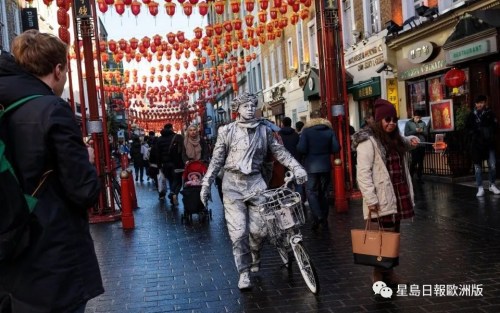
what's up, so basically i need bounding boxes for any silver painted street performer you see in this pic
[200,92,307,290]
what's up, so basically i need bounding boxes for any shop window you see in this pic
[408,80,427,115]
[427,75,445,103]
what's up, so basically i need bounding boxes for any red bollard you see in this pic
[126,169,138,209]
[120,153,129,170]
[334,158,348,213]
[120,170,135,229]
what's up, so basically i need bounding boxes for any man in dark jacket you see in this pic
[278,117,300,161]
[404,110,428,183]
[465,95,499,197]
[155,123,184,204]
[297,114,340,230]
[0,30,103,313]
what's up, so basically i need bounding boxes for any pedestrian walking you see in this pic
[296,112,340,231]
[352,98,420,286]
[130,136,145,182]
[156,124,184,204]
[182,124,209,164]
[404,110,428,183]
[0,30,103,313]
[200,92,307,290]
[465,95,499,196]
[278,117,300,160]
[147,131,159,187]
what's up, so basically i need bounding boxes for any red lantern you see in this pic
[165,2,175,16]
[183,2,193,16]
[270,8,278,20]
[97,0,108,13]
[303,0,311,7]
[272,0,281,7]
[493,61,500,77]
[57,8,69,27]
[129,37,139,50]
[230,0,240,13]
[148,1,159,16]
[444,68,466,88]
[114,0,125,15]
[214,23,223,36]
[291,2,300,13]
[58,26,70,44]
[189,0,198,4]
[300,8,309,20]
[177,31,185,43]
[193,27,203,39]
[223,20,233,32]
[258,0,269,10]
[245,0,255,12]
[233,19,242,31]
[108,40,117,52]
[290,13,299,25]
[142,36,151,48]
[166,32,176,44]
[245,15,254,27]
[131,1,141,16]
[214,0,224,15]
[279,3,287,14]
[198,1,209,16]
[258,10,267,23]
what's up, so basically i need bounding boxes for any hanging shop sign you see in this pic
[446,36,498,65]
[21,8,38,31]
[407,41,435,64]
[386,78,399,116]
[75,0,92,18]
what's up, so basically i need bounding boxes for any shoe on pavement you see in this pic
[172,194,179,206]
[251,251,260,273]
[476,187,485,197]
[489,185,500,195]
[238,271,252,290]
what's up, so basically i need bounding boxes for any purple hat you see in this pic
[374,99,397,122]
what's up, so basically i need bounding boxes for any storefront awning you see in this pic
[347,77,381,101]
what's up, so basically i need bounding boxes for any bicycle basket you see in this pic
[260,187,305,236]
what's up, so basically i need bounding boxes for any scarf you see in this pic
[235,118,265,174]
[184,135,202,161]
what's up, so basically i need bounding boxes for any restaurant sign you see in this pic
[399,59,447,80]
[446,37,497,64]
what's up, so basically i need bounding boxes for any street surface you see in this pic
[86,178,500,313]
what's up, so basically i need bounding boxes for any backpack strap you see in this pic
[0,95,43,119]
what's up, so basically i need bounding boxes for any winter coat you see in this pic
[130,140,144,166]
[278,126,300,161]
[296,118,340,173]
[465,108,498,163]
[155,128,184,169]
[404,119,428,142]
[182,136,209,164]
[0,52,103,312]
[352,128,416,220]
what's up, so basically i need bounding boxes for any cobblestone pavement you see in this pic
[85,177,500,313]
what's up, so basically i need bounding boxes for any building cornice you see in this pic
[387,0,500,50]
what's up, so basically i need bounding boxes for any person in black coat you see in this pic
[297,114,340,230]
[130,136,145,181]
[0,30,103,313]
[465,95,499,197]
[278,117,300,161]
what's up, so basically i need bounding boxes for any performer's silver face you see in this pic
[238,102,256,120]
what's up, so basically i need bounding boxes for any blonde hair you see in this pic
[12,30,68,77]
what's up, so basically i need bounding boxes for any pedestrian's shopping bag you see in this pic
[351,220,400,269]
[157,170,166,193]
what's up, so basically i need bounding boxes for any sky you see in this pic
[97,4,204,42]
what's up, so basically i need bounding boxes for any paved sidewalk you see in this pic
[85,178,500,313]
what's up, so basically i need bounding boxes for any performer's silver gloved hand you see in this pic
[293,167,308,185]
[200,184,210,208]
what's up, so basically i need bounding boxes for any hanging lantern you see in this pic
[256,24,265,36]
[245,0,255,12]
[444,68,466,88]
[245,15,254,27]
[193,27,203,39]
[131,1,141,16]
[148,1,159,16]
[108,40,117,52]
[142,0,151,5]
[278,17,288,29]
[177,31,185,43]
[235,30,244,40]
[493,61,500,77]
[57,8,69,27]
[200,56,207,64]
[223,20,233,32]
[270,8,278,20]
[266,22,274,33]
[258,10,267,23]
[214,0,224,15]
[303,0,311,7]
[230,0,240,13]
[233,18,242,31]
[300,8,309,20]
[152,34,162,47]
[166,32,176,44]
[118,39,127,50]
[246,27,255,38]
[189,0,198,4]
[198,1,209,16]
[165,2,175,16]
[115,0,125,15]
[43,0,53,5]
[58,26,70,44]
[56,0,71,10]
[205,25,214,37]
[272,0,281,7]
[129,38,138,50]
[97,0,108,13]
[183,2,193,16]
[142,36,151,48]
[258,0,269,10]
[290,13,299,25]
[279,3,287,14]
[214,23,223,36]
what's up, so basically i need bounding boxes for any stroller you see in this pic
[180,160,212,224]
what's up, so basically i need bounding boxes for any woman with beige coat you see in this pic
[352,99,420,286]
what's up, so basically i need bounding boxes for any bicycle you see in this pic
[258,172,320,294]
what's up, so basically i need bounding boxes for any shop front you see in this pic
[347,77,381,127]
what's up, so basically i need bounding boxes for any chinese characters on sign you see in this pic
[386,78,399,116]
[74,0,91,18]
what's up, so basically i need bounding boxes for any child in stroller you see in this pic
[180,161,212,224]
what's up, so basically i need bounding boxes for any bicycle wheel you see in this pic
[291,242,319,294]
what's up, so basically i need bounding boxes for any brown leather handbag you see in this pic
[351,217,400,269]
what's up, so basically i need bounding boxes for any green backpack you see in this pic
[0,95,43,262]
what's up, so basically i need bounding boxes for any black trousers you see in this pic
[410,147,425,179]
[162,164,182,195]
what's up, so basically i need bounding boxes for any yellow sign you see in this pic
[386,78,399,116]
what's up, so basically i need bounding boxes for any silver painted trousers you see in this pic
[222,171,267,273]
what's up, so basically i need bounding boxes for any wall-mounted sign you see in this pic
[21,8,38,31]
[346,44,384,68]
[407,41,435,64]
[386,78,399,116]
[399,59,447,80]
[446,37,497,64]
[74,0,92,18]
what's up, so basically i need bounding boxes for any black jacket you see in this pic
[465,108,498,163]
[155,128,184,168]
[0,52,103,312]
[278,126,300,161]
